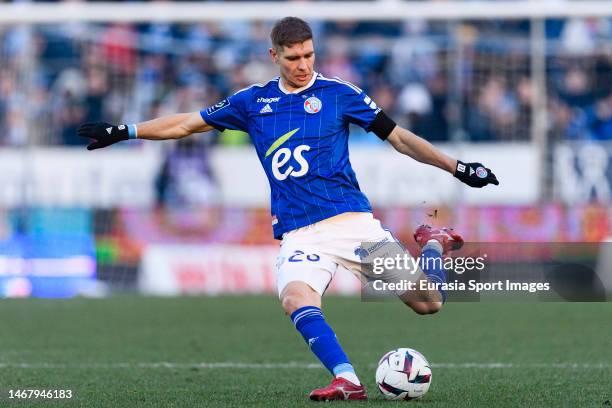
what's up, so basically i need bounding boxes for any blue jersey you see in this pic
[200,72,382,239]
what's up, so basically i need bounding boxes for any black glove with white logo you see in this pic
[78,122,130,150]
[454,160,499,188]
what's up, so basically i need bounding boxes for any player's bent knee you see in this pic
[281,293,318,315]
[427,301,443,314]
[279,282,321,315]
[281,294,302,314]
[409,301,443,315]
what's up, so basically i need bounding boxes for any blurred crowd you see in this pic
[0,15,611,148]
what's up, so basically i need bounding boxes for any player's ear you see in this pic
[268,47,278,63]
[269,47,279,64]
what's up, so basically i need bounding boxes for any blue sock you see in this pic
[291,306,356,377]
[421,242,447,302]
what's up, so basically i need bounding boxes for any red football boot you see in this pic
[414,224,464,256]
[309,377,367,401]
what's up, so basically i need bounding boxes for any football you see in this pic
[375,348,432,400]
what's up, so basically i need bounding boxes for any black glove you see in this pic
[78,122,130,150]
[454,160,499,188]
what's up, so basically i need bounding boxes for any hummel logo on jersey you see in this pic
[106,127,113,134]
[260,104,273,114]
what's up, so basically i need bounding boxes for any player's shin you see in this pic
[290,306,361,385]
[420,240,447,302]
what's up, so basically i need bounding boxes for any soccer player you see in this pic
[78,17,499,401]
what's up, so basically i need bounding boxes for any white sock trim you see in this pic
[336,371,361,386]
[423,239,443,254]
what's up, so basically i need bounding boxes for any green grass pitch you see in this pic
[0,296,610,407]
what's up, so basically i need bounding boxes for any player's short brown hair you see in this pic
[270,17,313,52]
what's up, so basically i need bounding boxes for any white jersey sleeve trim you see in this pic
[318,74,363,94]
[234,82,265,96]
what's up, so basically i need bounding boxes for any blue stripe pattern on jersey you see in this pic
[200,73,380,238]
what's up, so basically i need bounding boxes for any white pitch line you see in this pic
[431,363,612,369]
[0,362,610,369]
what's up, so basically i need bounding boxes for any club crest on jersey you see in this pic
[304,96,322,114]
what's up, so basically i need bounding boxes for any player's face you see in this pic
[270,39,315,92]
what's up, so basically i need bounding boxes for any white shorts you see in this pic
[275,212,399,297]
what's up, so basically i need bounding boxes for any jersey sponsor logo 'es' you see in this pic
[265,128,300,158]
[304,96,322,114]
[271,145,311,181]
[264,128,311,181]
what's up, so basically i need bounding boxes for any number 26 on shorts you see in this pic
[288,250,320,262]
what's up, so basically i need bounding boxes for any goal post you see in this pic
[0,1,611,23]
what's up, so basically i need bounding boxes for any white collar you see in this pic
[278,72,318,94]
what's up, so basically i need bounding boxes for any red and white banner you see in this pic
[139,245,361,295]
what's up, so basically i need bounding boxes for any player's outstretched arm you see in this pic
[78,112,214,150]
[386,125,499,188]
